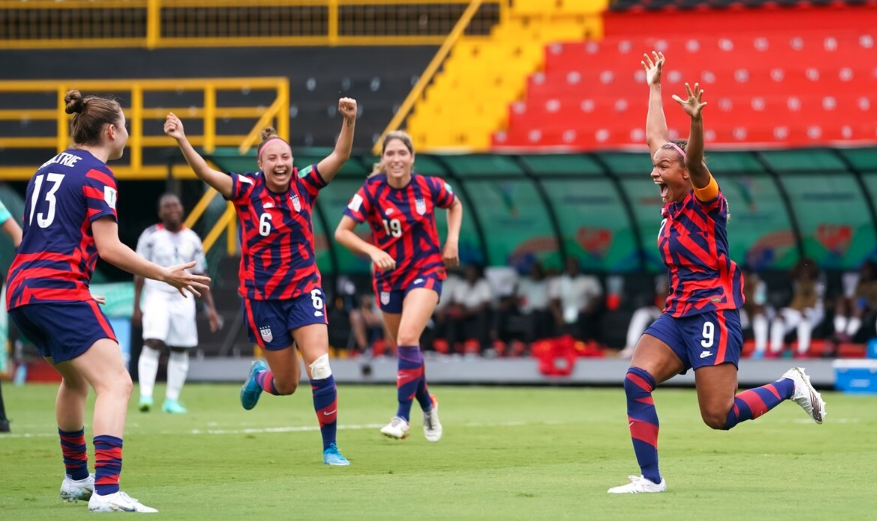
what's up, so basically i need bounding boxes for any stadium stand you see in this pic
[493,3,877,150]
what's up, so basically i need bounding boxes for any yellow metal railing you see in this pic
[0,77,289,180]
[372,0,489,154]
[182,187,238,255]
[0,0,505,49]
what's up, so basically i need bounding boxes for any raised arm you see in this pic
[334,215,396,271]
[164,113,233,198]
[317,98,357,183]
[672,82,711,190]
[642,51,670,157]
[92,216,211,297]
[442,198,463,268]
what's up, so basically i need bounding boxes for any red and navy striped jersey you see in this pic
[228,165,326,300]
[658,187,744,317]
[6,149,118,309]
[343,173,456,292]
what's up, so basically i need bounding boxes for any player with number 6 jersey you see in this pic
[164,98,358,466]
[608,52,826,495]
[335,130,463,442]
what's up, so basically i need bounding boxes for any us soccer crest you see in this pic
[380,291,390,305]
[415,198,426,215]
[259,326,273,343]
[291,194,301,212]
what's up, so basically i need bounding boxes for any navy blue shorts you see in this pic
[377,275,443,314]
[243,288,328,350]
[9,301,117,364]
[643,309,743,374]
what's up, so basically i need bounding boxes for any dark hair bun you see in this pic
[64,90,84,115]
[260,126,278,141]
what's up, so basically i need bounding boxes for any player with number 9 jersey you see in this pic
[165,98,359,466]
[608,53,826,496]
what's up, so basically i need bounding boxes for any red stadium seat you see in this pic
[495,19,877,150]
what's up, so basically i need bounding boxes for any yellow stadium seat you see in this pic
[410,4,604,151]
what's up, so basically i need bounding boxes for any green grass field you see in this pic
[1,383,875,520]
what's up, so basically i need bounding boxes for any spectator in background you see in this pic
[516,261,555,343]
[741,269,770,359]
[446,264,493,354]
[349,292,387,355]
[618,276,667,359]
[430,268,462,353]
[770,258,824,357]
[549,257,603,343]
[833,261,877,343]
[0,198,22,433]
[133,193,221,415]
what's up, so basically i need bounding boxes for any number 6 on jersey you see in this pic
[259,212,272,236]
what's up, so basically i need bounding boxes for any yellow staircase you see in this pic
[407,0,607,152]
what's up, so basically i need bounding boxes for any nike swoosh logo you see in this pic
[629,421,634,427]
[322,409,336,416]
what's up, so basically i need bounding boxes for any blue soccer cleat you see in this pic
[323,443,350,466]
[240,360,268,411]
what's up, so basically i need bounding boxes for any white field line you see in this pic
[0,421,532,439]
[0,417,864,440]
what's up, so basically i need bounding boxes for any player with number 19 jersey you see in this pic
[343,173,456,296]
[228,164,326,301]
[7,149,118,309]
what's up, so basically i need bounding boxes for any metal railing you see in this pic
[0,0,505,49]
[0,77,289,180]
[372,0,487,154]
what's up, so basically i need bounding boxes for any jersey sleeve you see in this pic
[135,229,152,261]
[83,167,119,223]
[228,172,257,203]
[297,164,328,201]
[343,184,372,224]
[428,176,456,209]
[192,236,208,274]
[0,200,11,224]
[692,171,727,219]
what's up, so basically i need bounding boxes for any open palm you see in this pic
[641,51,664,86]
[672,82,707,119]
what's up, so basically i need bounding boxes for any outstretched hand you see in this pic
[162,261,211,298]
[164,113,186,141]
[641,51,665,87]
[672,82,707,120]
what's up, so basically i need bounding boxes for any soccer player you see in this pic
[0,198,22,433]
[608,53,827,494]
[164,98,358,465]
[6,90,210,512]
[133,193,221,414]
[335,130,463,441]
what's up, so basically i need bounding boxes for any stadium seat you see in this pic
[494,16,877,150]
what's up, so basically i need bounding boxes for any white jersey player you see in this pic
[133,194,220,413]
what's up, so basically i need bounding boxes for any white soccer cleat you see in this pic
[88,491,158,513]
[608,475,667,494]
[782,367,826,424]
[60,473,94,502]
[423,394,442,443]
[380,416,410,439]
